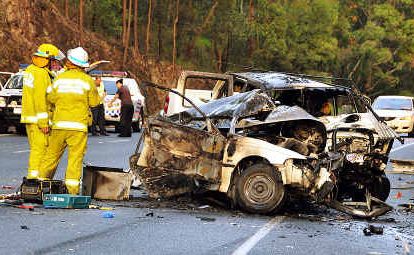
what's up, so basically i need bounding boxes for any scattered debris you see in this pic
[20,225,29,230]
[398,203,414,212]
[1,185,15,190]
[197,216,216,222]
[395,192,403,199]
[146,212,154,217]
[102,211,115,218]
[390,159,414,174]
[363,225,384,236]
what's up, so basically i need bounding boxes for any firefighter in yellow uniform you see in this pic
[21,44,65,179]
[39,47,100,194]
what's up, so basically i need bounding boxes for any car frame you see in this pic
[130,81,394,217]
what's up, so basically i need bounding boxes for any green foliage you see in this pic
[67,0,414,96]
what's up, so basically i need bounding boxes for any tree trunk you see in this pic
[79,0,84,45]
[122,0,127,45]
[247,0,255,57]
[133,0,140,57]
[123,0,133,68]
[172,0,179,76]
[157,9,162,61]
[185,1,218,58]
[146,0,153,55]
[65,0,69,18]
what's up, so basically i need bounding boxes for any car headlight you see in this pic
[400,116,412,121]
[0,97,6,107]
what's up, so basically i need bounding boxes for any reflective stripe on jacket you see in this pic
[48,69,100,132]
[20,65,51,128]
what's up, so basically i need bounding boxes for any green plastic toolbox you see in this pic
[43,194,91,209]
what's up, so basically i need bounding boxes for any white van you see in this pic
[100,76,144,132]
[372,95,414,135]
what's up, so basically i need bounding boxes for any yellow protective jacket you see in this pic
[47,69,100,132]
[21,64,52,128]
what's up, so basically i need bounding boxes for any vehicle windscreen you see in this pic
[373,98,413,111]
[5,75,23,89]
[103,80,117,95]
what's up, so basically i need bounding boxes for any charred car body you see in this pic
[131,77,396,217]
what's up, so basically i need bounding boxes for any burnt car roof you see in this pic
[173,90,274,119]
[170,90,324,132]
[232,72,336,90]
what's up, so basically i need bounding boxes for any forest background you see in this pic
[4,0,414,98]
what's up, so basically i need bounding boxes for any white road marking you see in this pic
[390,142,414,153]
[0,134,12,137]
[105,139,130,143]
[12,149,30,154]
[232,216,285,255]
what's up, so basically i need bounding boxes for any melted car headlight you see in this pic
[400,116,412,121]
[0,97,6,107]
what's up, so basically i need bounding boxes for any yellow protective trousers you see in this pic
[39,129,87,195]
[26,124,48,179]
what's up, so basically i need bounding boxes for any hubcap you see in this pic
[244,173,276,206]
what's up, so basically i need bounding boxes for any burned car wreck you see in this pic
[131,82,395,217]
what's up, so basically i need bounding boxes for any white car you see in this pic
[100,76,144,132]
[372,95,414,135]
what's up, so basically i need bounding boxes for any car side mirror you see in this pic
[344,114,360,123]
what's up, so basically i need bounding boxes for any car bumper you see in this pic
[383,119,414,133]
[0,107,21,122]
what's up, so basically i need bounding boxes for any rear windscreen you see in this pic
[103,80,117,95]
[373,98,413,110]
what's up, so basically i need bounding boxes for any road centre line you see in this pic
[232,216,285,255]
[390,142,414,153]
[12,149,30,154]
[105,139,130,143]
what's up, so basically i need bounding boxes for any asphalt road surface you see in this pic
[1,131,414,255]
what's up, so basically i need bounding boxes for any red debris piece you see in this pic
[1,185,15,190]
[395,192,403,199]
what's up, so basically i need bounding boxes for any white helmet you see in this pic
[67,47,90,68]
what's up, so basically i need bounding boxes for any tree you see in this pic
[65,0,69,18]
[173,0,179,74]
[122,0,127,45]
[133,0,140,56]
[79,0,84,45]
[146,0,153,55]
[123,0,133,67]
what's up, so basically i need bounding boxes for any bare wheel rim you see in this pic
[243,173,277,206]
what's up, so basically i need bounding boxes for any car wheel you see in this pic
[236,163,285,214]
[0,125,8,134]
[369,175,391,201]
[115,123,121,133]
[16,124,26,135]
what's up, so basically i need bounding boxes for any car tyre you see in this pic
[236,163,285,214]
[16,124,26,135]
[369,175,391,201]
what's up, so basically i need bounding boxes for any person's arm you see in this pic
[88,78,100,108]
[108,90,120,107]
[33,71,51,133]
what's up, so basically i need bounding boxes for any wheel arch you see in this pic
[224,156,275,200]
